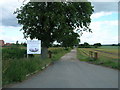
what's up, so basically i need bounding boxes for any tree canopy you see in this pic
[14,2,94,48]
[93,43,102,48]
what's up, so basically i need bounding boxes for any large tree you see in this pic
[14,2,94,58]
[59,31,80,48]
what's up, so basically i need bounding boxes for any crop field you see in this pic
[77,46,119,70]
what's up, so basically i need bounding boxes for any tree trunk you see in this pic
[41,46,48,59]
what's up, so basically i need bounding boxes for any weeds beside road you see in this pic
[2,47,71,86]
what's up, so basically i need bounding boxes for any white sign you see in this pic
[27,40,41,54]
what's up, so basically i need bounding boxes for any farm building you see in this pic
[5,43,12,46]
[0,40,5,46]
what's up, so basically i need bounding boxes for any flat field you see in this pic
[77,46,119,70]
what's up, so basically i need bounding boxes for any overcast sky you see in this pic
[0,0,119,44]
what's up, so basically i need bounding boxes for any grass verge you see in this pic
[77,48,119,70]
[2,47,71,86]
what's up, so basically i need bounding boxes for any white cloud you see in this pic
[0,35,25,43]
[102,21,118,26]
[80,20,118,44]
[1,0,30,26]
[0,0,29,5]
[89,0,119,2]
[91,12,113,19]
[0,0,118,44]
[0,35,26,43]
[0,25,26,43]
[118,36,120,43]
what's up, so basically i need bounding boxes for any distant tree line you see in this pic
[102,43,120,46]
[78,42,120,48]
[8,41,120,48]
[78,42,101,48]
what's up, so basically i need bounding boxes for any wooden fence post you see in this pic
[89,51,93,58]
[94,51,98,60]
[48,50,52,58]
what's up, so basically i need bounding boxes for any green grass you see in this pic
[2,47,71,86]
[2,57,50,85]
[80,47,119,59]
[2,46,26,60]
[49,47,71,62]
[77,48,119,70]
[99,46,119,49]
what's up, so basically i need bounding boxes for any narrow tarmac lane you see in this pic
[10,49,118,88]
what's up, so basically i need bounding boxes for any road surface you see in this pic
[9,49,118,88]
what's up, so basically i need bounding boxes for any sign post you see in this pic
[27,40,41,58]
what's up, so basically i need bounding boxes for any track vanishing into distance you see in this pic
[9,49,118,88]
